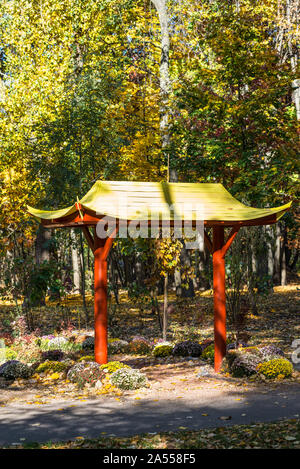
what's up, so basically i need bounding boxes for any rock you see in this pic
[196,365,214,378]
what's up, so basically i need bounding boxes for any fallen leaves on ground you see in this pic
[3,419,300,449]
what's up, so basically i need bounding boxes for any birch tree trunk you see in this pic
[281,226,288,285]
[70,229,81,294]
[151,0,177,182]
[276,1,299,118]
[292,79,300,120]
[35,226,51,264]
[274,224,281,284]
[266,225,275,278]
[163,274,168,340]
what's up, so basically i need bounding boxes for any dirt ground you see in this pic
[1,355,299,408]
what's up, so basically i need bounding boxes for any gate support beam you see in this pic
[94,228,117,364]
[212,225,239,372]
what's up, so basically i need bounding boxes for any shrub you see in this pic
[0,360,32,380]
[37,338,50,350]
[12,341,41,363]
[0,333,14,346]
[61,342,82,353]
[82,336,95,350]
[108,339,129,354]
[239,346,260,355]
[44,341,82,354]
[41,350,65,361]
[153,343,174,357]
[78,355,95,362]
[100,361,130,374]
[110,368,148,390]
[47,337,68,349]
[230,353,262,378]
[128,337,152,355]
[67,362,105,388]
[172,340,202,357]
[4,348,18,360]
[225,349,239,367]
[257,358,293,379]
[201,344,215,362]
[35,361,71,374]
[259,345,284,361]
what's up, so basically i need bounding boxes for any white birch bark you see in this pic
[70,229,81,294]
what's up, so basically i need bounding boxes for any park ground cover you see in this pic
[2,419,300,449]
[0,285,299,406]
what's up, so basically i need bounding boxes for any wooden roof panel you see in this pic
[27,181,291,225]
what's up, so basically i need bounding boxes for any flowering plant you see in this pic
[100,361,130,374]
[67,362,105,388]
[110,367,148,390]
[257,358,293,379]
[108,339,129,354]
[128,336,152,355]
[0,360,32,380]
[153,342,173,357]
[173,340,202,357]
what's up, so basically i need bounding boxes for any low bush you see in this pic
[67,362,105,388]
[3,348,18,360]
[259,345,284,361]
[108,339,129,354]
[230,353,262,378]
[41,350,65,361]
[12,341,41,363]
[257,358,293,379]
[153,343,173,357]
[78,355,95,362]
[0,360,32,380]
[100,361,130,374]
[82,337,95,350]
[201,344,215,362]
[35,361,71,374]
[38,337,82,353]
[0,333,14,346]
[172,340,202,357]
[128,337,152,355]
[47,337,68,349]
[110,367,148,390]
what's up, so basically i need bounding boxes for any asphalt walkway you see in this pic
[0,384,299,445]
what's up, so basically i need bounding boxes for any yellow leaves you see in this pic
[155,237,183,276]
[49,373,61,380]
[0,166,44,249]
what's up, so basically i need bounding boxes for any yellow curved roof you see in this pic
[27,181,291,224]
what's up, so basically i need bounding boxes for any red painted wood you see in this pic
[221,226,240,257]
[41,209,279,229]
[213,226,226,373]
[94,236,108,364]
[93,228,118,365]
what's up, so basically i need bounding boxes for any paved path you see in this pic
[0,384,299,445]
